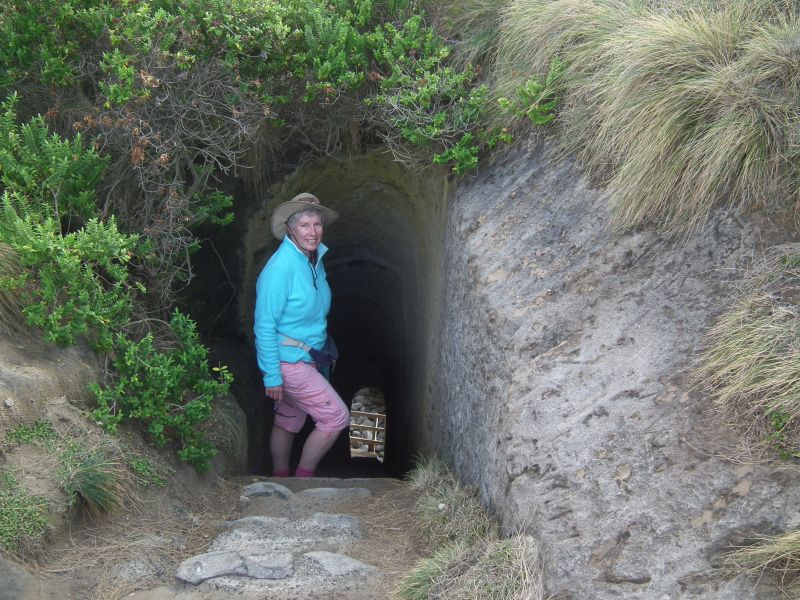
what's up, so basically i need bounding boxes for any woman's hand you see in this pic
[266,385,283,403]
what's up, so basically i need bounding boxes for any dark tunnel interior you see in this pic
[190,153,448,478]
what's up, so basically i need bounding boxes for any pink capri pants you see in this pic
[273,361,350,434]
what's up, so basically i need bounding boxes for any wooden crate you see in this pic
[349,410,385,456]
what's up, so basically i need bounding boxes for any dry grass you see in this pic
[696,243,800,458]
[435,0,507,70]
[396,536,545,600]
[407,455,492,550]
[394,456,544,599]
[492,0,800,233]
[722,529,800,597]
[348,480,426,576]
[35,476,239,600]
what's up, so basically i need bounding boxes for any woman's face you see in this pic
[288,212,324,257]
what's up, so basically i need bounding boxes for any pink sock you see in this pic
[272,468,290,477]
[295,467,314,478]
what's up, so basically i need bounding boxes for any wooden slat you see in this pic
[350,436,382,445]
[350,410,385,419]
[350,423,384,432]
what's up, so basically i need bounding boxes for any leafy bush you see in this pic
[0,94,107,226]
[0,98,231,470]
[92,310,232,472]
[0,241,27,336]
[127,455,168,488]
[496,59,566,126]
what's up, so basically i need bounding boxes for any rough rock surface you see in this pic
[0,557,39,600]
[433,139,800,599]
[131,479,384,600]
[0,336,99,434]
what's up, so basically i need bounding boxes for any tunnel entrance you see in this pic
[191,151,450,478]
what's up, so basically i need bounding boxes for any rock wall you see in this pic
[432,139,800,599]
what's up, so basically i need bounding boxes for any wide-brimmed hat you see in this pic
[271,192,338,240]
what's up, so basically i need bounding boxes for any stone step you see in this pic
[128,478,393,600]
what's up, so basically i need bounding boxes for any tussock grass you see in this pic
[407,455,492,549]
[696,244,800,458]
[722,529,800,595]
[436,0,507,70]
[0,242,30,337]
[7,418,133,518]
[396,456,544,600]
[493,0,800,232]
[397,537,544,600]
[60,449,129,515]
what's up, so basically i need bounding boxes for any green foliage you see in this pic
[99,49,140,108]
[2,210,137,351]
[0,1,493,172]
[0,99,231,471]
[372,63,514,173]
[497,59,566,126]
[0,469,48,555]
[0,94,107,226]
[0,96,134,350]
[7,419,56,445]
[92,310,232,472]
[193,189,235,227]
[127,455,168,487]
[0,241,27,336]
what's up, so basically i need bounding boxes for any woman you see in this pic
[253,192,350,477]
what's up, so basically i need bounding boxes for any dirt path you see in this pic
[23,476,420,600]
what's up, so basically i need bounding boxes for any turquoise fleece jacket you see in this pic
[253,236,331,388]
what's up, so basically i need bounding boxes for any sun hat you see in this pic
[271,192,338,240]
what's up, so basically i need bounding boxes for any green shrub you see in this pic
[92,310,232,472]
[0,93,107,227]
[496,59,566,126]
[1,209,138,351]
[0,469,48,556]
[0,98,231,471]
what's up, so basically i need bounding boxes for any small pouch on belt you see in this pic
[281,335,338,372]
